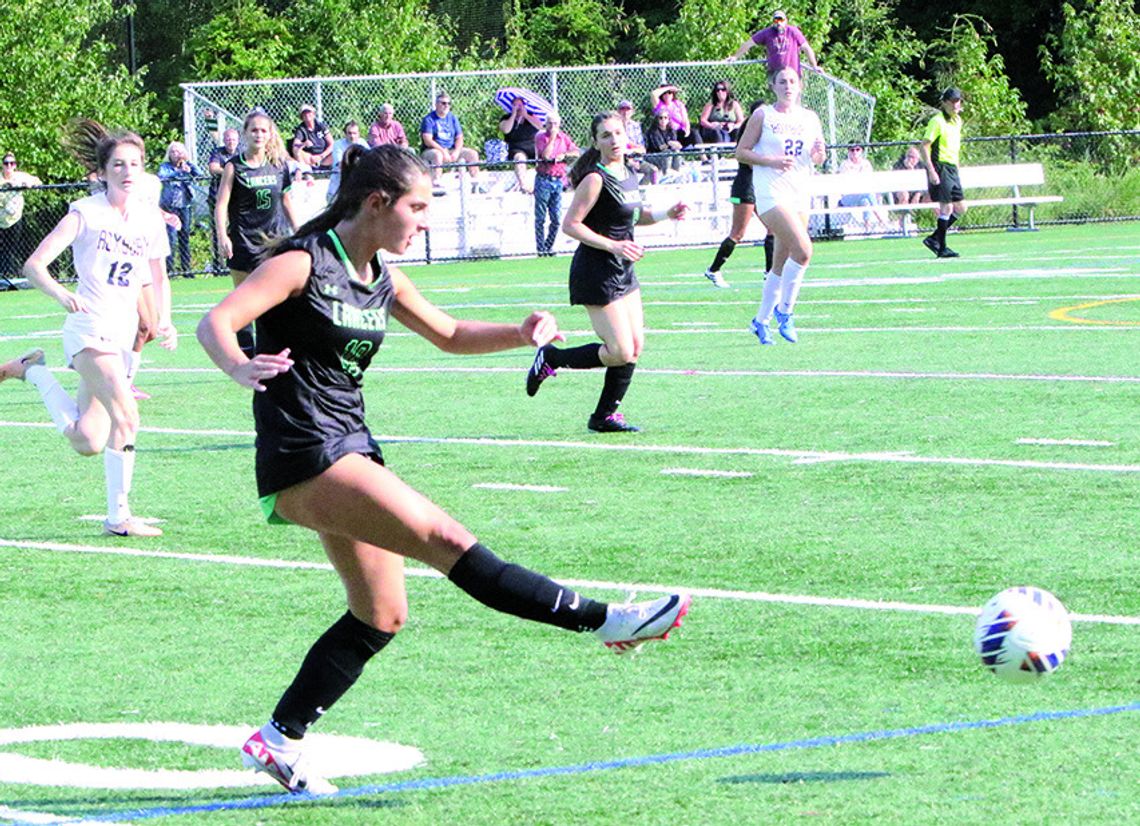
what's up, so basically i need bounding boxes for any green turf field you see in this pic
[1,223,1137,824]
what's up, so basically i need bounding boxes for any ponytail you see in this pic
[62,118,145,174]
[569,147,602,188]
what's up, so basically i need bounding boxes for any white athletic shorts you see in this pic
[62,311,133,366]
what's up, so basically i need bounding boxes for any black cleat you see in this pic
[922,235,942,257]
[938,246,960,258]
[587,412,640,433]
[526,346,557,397]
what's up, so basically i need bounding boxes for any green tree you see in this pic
[187,0,295,82]
[924,15,1029,137]
[0,0,161,180]
[285,0,456,76]
[503,0,622,67]
[1040,0,1140,133]
[817,0,924,142]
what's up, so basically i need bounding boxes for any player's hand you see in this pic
[771,155,795,172]
[157,321,178,351]
[612,239,644,262]
[228,347,294,392]
[56,290,86,313]
[519,311,565,348]
[668,201,689,220]
[927,170,940,186]
[218,236,233,261]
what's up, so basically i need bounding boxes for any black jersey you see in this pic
[226,155,293,265]
[568,164,642,306]
[253,229,394,497]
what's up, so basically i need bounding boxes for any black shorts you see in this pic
[568,246,639,306]
[928,162,963,204]
[729,166,754,205]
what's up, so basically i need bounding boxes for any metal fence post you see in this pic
[1010,136,1020,229]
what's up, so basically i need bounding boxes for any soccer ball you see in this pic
[973,586,1072,684]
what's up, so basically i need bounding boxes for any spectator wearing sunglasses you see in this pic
[698,80,745,144]
[0,154,41,288]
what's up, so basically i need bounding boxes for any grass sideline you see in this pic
[0,223,1137,824]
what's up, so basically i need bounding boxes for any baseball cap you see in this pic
[617,100,633,110]
[300,103,316,113]
[941,87,963,102]
[773,10,787,20]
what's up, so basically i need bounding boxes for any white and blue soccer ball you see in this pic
[973,586,1072,684]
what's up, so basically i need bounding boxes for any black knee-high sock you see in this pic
[271,611,394,739]
[764,234,775,272]
[709,237,736,273]
[448,543,607,632]
[933,215,951,246]
[544,341,604,370]
[236,324,256,359]
[593,362,636,419]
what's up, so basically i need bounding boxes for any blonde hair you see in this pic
[165,141,188,163]
[241,110,288,167]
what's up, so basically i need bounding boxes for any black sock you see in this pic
[592,362,635,419]
[946,213,958,231]
[545,341,603,370]
[763,234,775,272]
[236,324,256,359]
[448,543,607,632]
[709,237,736,273]
[934,217,950,245]
[271,611,394,739]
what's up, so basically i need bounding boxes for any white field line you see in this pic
[1017,438,1116,447]
[661,468,754,478]
[5,365,1138,384]
[0,421,1136,473]
[471,482,568,492]
[2,538,1136,626]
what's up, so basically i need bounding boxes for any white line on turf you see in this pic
[1,538,1135,626]
[472,482,568,492]
[660,468,753,478]
[15,365,1136,384]
[0,805,124,825]
[0,421,1136,473]
[1016,438,1115,447]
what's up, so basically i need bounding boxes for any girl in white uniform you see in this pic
[736,68,826,344]
[1,120,176,536]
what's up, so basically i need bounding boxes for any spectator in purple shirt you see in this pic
[729,9,819,74]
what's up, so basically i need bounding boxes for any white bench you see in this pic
[802,162,1063,231]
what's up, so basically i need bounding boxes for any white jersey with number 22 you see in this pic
[750,103,824,213]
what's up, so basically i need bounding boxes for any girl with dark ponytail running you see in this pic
[525,111,687,433]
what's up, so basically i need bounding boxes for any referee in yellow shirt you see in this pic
[919,88,965,258]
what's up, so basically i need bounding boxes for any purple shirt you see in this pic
[750,24,808,73]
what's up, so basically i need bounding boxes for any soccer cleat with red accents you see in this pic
[241,729,338,795]
[0,348,45,383]
[595,593,691,654]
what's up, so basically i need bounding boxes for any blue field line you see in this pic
[22,701,1139,825]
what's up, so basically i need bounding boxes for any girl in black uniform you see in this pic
[214,110,298,355]
[197,145,690,795]
[525,112,687,433]
[703,101,773,289]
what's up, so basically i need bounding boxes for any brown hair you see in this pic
[569,111,627,188]
[62,118,146,174]
[291,144,428,239]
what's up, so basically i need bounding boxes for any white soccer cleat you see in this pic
[595,593,691,654]
[704,269,730,289]
[103,518,163,538]
[241,729,338,795]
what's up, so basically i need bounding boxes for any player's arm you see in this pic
[23,211,84,312]
[197,250,309,390]
[214,163,235,259]
[389,266,563,354]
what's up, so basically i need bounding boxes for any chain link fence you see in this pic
[2,127,1138,285]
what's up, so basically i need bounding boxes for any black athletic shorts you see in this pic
[729,165,754,205]
[928,162,964,204]
[568,246,639,306]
